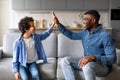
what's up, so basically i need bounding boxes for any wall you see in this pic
[12,11,110,29]
[0,0,110,46]
[0,0,12,46]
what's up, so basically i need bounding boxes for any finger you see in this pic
[79,59,84,67]
[51,11,56,18]
[82,58,88,66]
[80,57,88,67]
[17,73,21,80]
[78,60,81,67]
[52,11,56,17]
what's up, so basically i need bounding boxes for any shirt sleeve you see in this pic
[37,28,53,41]
[58,24,84,40]
[95,33,117,65]
[12,41,20,73]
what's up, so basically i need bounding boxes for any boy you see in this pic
[12,15,55,80]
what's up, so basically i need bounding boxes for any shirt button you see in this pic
[88,40,89,41]
[87,47,88,48]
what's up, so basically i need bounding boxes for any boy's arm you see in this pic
[12,41,19,73]
[37,12,56,40]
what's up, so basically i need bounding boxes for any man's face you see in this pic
[82,14,95,29]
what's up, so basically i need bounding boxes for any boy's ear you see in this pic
[25,28,28,32]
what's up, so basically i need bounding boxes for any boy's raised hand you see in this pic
[52,11,56,18]
[52,11,60,25]
[50,11,61,29]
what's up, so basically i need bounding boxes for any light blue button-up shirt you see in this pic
[58,24,116,72]
[12,28,53,73]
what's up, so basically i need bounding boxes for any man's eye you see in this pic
[83,18,89,20]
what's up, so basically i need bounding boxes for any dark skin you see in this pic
[53,11,98,68]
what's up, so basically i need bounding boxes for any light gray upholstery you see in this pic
[42,33,57,57]
[0,32,120,80]
[0,58,15,80]
[116,49,120,66]
[3,33,57,58]
[58,33,84,58]
[0,47,3,59]
[37,58,57,79]
[96,64,120,80]
[0,33,57,80]
[3,33,20,57]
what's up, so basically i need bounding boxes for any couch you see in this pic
[0,32,120,80]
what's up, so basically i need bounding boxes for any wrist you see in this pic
[50,23,55,29]
[92,56,96,61]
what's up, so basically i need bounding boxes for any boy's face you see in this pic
[26,21,36,34]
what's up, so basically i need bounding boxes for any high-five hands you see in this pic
[52,11,60,26]
[50,11,60,29]
[50,11,56,29]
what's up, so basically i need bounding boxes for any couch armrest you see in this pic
[0,47,3,59]
[116,48,120,66]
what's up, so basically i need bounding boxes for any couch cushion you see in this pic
[0,58,15,80]
[116,49,120,66]
[58,33,84,58]
[3,33,57,58]
[0,47,3,58]
[37,58,57,79]
[96,64,120,80]
[3,33,20,58]
[42,33,57,57]
[0,58,57,80]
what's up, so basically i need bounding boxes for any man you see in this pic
[53,10,117,80]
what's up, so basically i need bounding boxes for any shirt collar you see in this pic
[86,24,102,34]
[19,34,34,41]
[93,24,102,33]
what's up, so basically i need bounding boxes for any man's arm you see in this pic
[53,11,83,40]
[95,33,117,65]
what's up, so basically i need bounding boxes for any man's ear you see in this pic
[92,18,96,24]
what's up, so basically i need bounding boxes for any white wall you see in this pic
[0,0,110,46]
[12,11,110,29]
[0,0,12,46]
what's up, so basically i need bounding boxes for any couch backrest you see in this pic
[3,33,20,58]
[58,33,84,58]
[42,33,57,57]
[3,33,57,58]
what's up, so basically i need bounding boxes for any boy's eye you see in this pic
[30,25,34,27]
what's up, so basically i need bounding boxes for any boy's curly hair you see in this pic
[18,16,34,35]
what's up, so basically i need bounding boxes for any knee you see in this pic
[60,57,71,66]
[21,75,29,80]
[82,62,95,73]
[32,70,39,78]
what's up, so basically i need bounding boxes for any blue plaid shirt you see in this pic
[12,28,53,73]
[58,24,116,72]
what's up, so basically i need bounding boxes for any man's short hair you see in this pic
[84,10,100,21]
